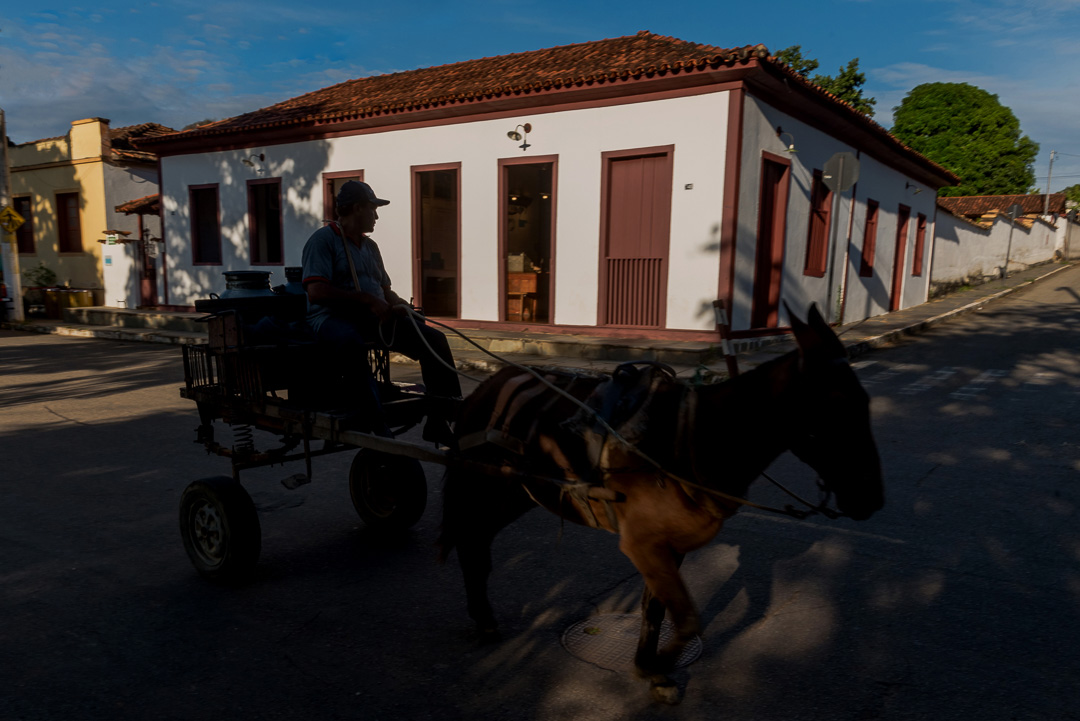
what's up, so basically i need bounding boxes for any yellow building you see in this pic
[10,117,172,308]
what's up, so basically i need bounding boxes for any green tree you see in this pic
[890,82,1038,197]
[774,45,819,78]
[812,59,876,115]
[774,46,875,115]
[1060,184,1080,204]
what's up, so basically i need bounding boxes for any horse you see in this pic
[438,304,884,702]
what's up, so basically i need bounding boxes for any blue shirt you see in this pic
[301,223,391,334]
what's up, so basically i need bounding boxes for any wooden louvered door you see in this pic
[599,147,673,328]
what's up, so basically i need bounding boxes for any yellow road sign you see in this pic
[0,205,25,234]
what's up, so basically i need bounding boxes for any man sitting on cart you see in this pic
[301,180,461,446]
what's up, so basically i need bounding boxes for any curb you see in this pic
[4,263,1072,365]
[0,320,206,345]
[842,263,1073,359]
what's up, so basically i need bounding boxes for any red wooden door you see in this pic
[599,149,672,327]
[751,154,791,328]
[890,204,911,311]
[139,243,158,307]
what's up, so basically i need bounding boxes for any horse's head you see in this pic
[785,304,884,521]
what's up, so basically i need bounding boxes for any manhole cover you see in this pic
[561,613,702,672]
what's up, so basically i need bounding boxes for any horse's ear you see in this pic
[788,302,844,360]
[807,303,827,331]
[784,301,807,333]
[785,301,812,349]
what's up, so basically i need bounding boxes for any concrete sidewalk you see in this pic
[447,261,1076,378]
[3,260,1073,379]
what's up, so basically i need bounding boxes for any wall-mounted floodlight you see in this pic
[905,181,923,195]
[241,153,265,168]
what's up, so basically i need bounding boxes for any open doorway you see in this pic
[500,159,555,323]
[413,164,461,318]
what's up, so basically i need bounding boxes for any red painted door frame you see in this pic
[597,145,674,328]
[890,204,911,311]
[751,151,792,328]
[410,162,462,318]
[497,155,558,323]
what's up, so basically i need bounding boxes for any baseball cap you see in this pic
[336,180,390,208]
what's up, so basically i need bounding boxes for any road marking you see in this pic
[900,367,957,395]
[950,369,1008,400]
[862,363,912,386]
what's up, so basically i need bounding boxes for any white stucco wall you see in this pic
[101,163,162,308]
[736,95,940,329]
[932,213,1059,290]
[1058,217,1080,260]
[160,92,730,330]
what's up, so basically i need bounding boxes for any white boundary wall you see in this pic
[932,213,1059,292]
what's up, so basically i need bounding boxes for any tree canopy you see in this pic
[890,82,1038,197]
[1059,184,1080,205]
[774,45,876,115]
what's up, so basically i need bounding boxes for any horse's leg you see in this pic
[440,470,536,642]
[635,551,685,669]
[634,551,686,703]
[620,539,699,675]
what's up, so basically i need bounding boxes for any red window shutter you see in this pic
[860,199,879,277]
[56,193,81,253]
[803,170,832,278]
[248,179,283,265]
[912,213,927,276]
[190,185,222,264]
[14,196,33,254]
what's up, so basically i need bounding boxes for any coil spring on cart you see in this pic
[231,422,255,454]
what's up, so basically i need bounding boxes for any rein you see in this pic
[402,310,843,520]
[669,384,841,520]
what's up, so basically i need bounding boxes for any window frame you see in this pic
[14,195,34,255]
[322,170,365,223]
[189,184,222,265]
[56,192,81,254]
[859,199,879,278]
[247,177,284,266]
[912,213,928,276]
[803,169,832,278]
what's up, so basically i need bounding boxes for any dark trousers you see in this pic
[316,314,462,399]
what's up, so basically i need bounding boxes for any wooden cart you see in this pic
[178,309,461,581]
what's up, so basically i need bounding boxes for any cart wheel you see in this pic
[179,476,261,581]
[349,451,428,531]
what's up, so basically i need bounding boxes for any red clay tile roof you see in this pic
[115,193,161,215]
[141,31,767,144]
[938,194,1065,217]
[110,123,175,163]
[136,31,957,186]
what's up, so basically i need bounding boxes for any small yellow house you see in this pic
[10,117,172,307]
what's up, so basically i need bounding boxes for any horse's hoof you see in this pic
[650,679,682,705]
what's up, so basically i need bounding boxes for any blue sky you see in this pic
[1,0,1077,189]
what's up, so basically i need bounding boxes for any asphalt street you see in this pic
[2,268,1080,720]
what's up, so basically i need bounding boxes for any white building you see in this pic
[141,31,956,340]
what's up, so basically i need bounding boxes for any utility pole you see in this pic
[1045,150,1056,217]
[0,108,25,322]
